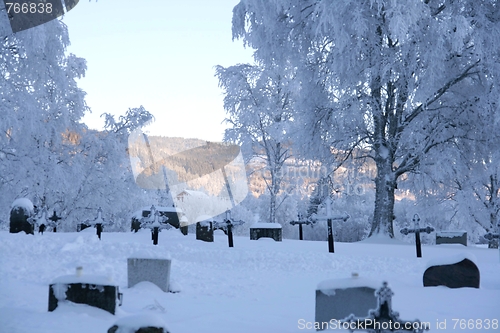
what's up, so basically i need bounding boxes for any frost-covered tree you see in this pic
[231,0,500,237]
[0,17,88,214]
[216,64,294,223]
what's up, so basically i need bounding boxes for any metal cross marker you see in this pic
[213,210,244,248]
[311,198,349,253]
[400,214,434,258]
[483,220,500,262]
[140,205,171,245]
[342,281,430,333]
[48,210,62,232]
[290,213,312,240]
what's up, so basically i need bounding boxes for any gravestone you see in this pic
[423,255,480,288]
[128,255,172,292]
[436,231,467,246]
[315,273,379,330]
[108,314,170,333]
[342,281,430,332]
[48,267,122,314]
[9,198,34,234]
[196,220,214,242]
[250,222,282,241]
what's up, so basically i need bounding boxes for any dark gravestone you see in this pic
[48,270,122,314]
[131,217,141,232]
[196,221,214,242]
[315,274,378,330]
[9,199,34,234]
[108,314,169,333]
[423,258,480,288]
[108,326,166,333]
[250,223,282,241]
[77,223,91,232]
[436,231,467,246]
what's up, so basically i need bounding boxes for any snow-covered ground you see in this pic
[0,228,498,333]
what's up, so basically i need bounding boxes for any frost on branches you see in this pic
[229,0,500,237]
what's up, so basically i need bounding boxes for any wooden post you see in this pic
[299,223,304,241]
[326,199,334,253]
[227,224,234,248]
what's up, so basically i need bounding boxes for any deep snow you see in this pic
[0,228,498,333]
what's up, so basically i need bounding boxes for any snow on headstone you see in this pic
[108,313,170,333]
[315,273,379,330]
[10,198,35,234]
[48,267,122,314]
[128,254,172,292]
[423,253,480,288]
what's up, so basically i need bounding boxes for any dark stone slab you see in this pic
[423,258,479,288]
[108,326,167,333]
[48,282,122,314]
[436,231,467,246]
[315,275,379,331]
[250,226,282,242]
[108,314,169,333]
[196,222,214,242]
[10,206,33,234]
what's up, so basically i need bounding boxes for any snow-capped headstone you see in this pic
[196,216,214,242]
[9,198,35,234]
[128,252,172,292]
[108,313,170,333]
[436,231,467,246]
[250,222,283,241]
[48,267,122,314]
[315,273,379,330]
[423,253,480,288]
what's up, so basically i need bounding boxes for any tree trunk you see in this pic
[269,190,276,224]
[369,156,396,237]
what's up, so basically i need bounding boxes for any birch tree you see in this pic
[216,64,294,223]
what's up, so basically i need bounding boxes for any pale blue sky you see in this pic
[61,0,253,141]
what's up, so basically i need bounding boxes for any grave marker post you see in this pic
[289,213,312,240]
[48,210,62,232]
[400,214,434,258]
[311,198,349,253]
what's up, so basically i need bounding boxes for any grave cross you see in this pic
[28,207,49,234]
[289,213,312,240]
[140,205,170,245]
[400,214,434,258]
[213,210,244,248]
[483,220,500,262]
[311,198,349,253]
[48,210,62,232]
[342,281,430,333]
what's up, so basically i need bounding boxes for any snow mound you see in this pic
[317,274,381,295]
[129,250,171,260]
[111,313,168,333]
[425,252,478,270]
[359,233,407,245]
[251,222,282,229]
